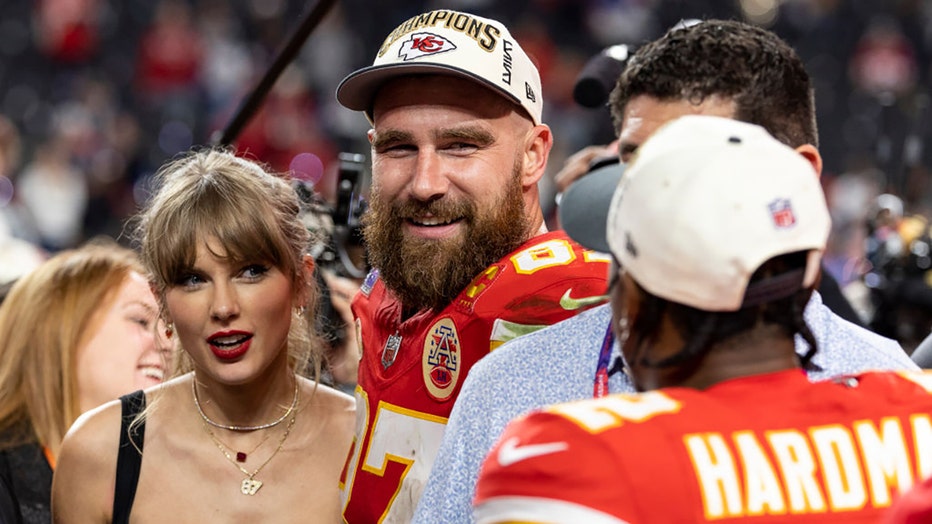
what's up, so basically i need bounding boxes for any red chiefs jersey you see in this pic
[340,230,610,523]
[886,470,932,522]
[475,369,932,524]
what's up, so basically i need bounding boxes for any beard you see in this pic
[362,163,530,314]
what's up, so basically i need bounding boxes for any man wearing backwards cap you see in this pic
[417,19,917,523]
[334,9,609,523]
[473,115,932,523]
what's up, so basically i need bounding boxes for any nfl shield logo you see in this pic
[360,268,379,296]
[768,198,796,228]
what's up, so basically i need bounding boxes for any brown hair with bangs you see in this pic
[135,147,324,380]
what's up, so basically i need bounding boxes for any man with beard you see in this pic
[333,9,610,523]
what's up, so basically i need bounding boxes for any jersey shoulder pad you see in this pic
[456,232,609,313]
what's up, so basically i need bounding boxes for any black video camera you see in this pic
[297,152,370,279]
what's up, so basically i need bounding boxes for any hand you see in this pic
[553,140,619,194]
[321,270,361,386]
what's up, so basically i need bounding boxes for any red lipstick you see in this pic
[207,330,253,360]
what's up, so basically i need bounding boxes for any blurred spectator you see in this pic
[0,217,46,287]
[849,16,917,100]
[135,0,203,101]
[16,135,87,251]
[196,0,255,122]
[33,0,103,64]
[134,0,205,154]
[862,194,932,351]
[0,114,42,253]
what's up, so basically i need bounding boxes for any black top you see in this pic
[113,390,146,524]
[0,431,53,524]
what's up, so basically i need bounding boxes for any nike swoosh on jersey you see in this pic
[497,436,569,467]
[559,289,609,310]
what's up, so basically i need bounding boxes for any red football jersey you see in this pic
[340,230,610,523]
[475,369,932,524]
[885,470,932,523]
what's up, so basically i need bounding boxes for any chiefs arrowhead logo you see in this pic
[398,32,457,61]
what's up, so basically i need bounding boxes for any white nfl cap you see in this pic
[336,10,543,125]
[605,115,831,311]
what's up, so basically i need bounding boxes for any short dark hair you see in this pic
[609,19,817,148]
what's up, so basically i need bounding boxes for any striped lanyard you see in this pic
[593,323,615,398]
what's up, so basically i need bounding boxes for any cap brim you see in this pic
[337,63,523,114]
[558,161,624,253]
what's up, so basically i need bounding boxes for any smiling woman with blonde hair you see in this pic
[0,238,169,523]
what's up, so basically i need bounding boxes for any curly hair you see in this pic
[609,19,817,148]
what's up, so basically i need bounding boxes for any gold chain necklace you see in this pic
[192,376,299,432]
[207,428,273,463]
[204,408,297,495]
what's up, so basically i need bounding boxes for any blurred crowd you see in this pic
[4,0,932,342]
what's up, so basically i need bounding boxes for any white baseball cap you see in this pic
[576,115,831,311]
[336,9,543,125]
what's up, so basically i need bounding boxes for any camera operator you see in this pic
[318,270,361,390]
[297,152,369,392]
[863,194,932,353]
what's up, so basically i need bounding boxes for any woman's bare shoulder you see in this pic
[61,398,125,461]
[302,379,354,411]
[299,379,355,433]
[52,399,125,523]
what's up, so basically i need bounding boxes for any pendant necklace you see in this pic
[204,411,297,495]
[206,429,272,463]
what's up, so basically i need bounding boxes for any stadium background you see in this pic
[0,0,930,298]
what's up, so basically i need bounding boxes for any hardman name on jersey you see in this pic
[683,416,931,519]
[549,389,932,520]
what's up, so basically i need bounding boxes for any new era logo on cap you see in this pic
[525,82,536,103]
[398,33,457,61]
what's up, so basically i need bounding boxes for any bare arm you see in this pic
[52,401,122,524]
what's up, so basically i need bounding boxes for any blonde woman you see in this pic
[52,148,355,523]
[0,239,169,523]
